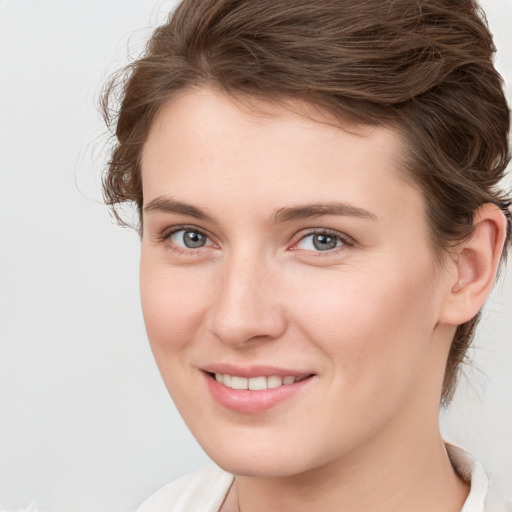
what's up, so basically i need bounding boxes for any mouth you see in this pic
[202,367,316,414]
[206,372,312,390]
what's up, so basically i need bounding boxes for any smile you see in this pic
[203,368,315,414]
[214,373,309,390]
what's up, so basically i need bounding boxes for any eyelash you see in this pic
[291,229,354,256]
[158,226,216,256]
[158,226,354,256]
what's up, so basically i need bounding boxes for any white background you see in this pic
[0,1,511,511]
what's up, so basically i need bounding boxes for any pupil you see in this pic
[184,231,205,248]
[313,234,337,250]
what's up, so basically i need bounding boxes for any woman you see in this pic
[101,0,511,510]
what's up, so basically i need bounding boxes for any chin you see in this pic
[194,428,334,478]
[214,455,306,478]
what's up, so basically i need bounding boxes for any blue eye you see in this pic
[170,229,209,249]
[296,232,345,251]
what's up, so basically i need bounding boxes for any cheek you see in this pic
[139,258,210,355]
[291,260,439,392]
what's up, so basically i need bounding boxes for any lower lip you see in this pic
[204,373,314,414]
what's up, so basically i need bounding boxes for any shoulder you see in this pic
[135,465,234,512]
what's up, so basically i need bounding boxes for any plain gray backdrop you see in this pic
[0,1,511,511]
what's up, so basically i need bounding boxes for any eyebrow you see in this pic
[143,197,213,221]
[271,203,377,223]
[143,197,377,224]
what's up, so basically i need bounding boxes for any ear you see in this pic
[439,203,508,326]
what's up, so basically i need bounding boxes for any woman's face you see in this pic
[140,87,454,477]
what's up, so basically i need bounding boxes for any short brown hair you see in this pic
[101,0,511,404]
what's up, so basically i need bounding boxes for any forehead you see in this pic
[141,87,424,224]
[145,87,402,148]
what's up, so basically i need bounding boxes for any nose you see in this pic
[206,253,287,348]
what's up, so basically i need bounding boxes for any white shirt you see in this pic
[136,444,511,512]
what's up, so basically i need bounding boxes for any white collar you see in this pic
[447,443,488,512]
[447,443,510,512]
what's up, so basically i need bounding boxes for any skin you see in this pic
[139,87,505,511]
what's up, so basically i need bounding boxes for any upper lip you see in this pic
[202,363,314,378]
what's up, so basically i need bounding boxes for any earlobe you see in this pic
[439,204,507,326]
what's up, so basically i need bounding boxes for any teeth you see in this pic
[248,376,267,390]
[231,376,248,390]
[267,375,283,389]
[214,373,307,390]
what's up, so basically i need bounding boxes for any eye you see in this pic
[169,228,211,249]
[294,231,349,252]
